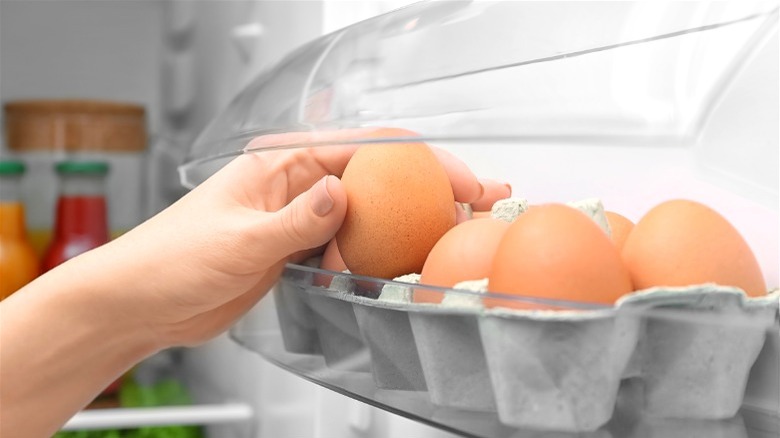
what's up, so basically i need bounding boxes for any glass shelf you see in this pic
[232,331,778,438]
[230,264,780,438]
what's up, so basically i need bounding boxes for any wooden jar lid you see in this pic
[4,99,147,152]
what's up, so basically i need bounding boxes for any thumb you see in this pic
[259,175,347,260]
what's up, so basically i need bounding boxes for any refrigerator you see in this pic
[1,2,778,438]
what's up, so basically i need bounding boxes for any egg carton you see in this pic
[346,276,494,399]
[409,306,497,412]
[480,285,778,431]
[350,294,428,391]
[616,285,779,420]
[614,378,751,438]
[271,257,325,355]
[273,278,321,355]
[272,265,372,372]
[479,303,640,432]
[270,267,779,432]
[387,278,497,411]
[304,283,372,373]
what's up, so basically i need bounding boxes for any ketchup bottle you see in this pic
[42,160,110,271]
[0,160,40,300]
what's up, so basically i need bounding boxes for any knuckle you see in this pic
[279,204,310,247]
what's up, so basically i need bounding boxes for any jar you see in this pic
[0,159,40,300]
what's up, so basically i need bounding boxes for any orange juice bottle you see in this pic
[0,160,40,300]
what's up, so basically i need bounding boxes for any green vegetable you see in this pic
[55,375,203,438]
[119,377,203,438]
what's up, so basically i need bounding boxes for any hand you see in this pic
[97,128,511,348]
[0,128,511,437]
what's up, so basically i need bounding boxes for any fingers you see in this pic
[471,178,512,211]
[430,148,483,204]
[244,128,512,211]
[257,175,348,261]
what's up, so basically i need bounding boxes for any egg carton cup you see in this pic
[272,257,324,355]
[616,285,780,420]
[478,303,641,432]
[408,304,497,412]
[303,276,372,373]
[342,274,497,404]
[408,280,498,412]
[273,278,321,355]
[346,291,429,391]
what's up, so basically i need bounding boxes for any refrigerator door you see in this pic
[177,1,778,437]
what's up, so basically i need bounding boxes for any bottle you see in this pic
[0,160,40,300]
[42,160,110,271]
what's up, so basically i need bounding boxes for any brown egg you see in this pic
[416,218,510,303]
[487,204,633,310]
[605,211,635,251]
[337,129,456,279]
[621,199,766,296]
[314,239,346,287]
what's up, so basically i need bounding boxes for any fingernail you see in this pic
[311,176,335,217]
[504,182,512,195]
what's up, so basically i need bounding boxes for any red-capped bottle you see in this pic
[43,160,110,271]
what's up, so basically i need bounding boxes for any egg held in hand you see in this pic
[337,134,456,280]
[314,239,347,287]
[487,204,633,310]
[416,218,510,304]
[621,199,766,297]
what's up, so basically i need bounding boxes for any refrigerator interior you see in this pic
[1,1,777,438]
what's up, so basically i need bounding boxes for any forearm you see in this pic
[0,246,161,437]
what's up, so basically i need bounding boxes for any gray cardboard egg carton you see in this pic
[270,267,779,433]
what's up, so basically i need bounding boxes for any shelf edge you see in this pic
[61,403,254,430]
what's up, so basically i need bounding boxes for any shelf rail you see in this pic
[62,403,254,430]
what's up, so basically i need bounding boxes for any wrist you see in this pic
[67,243,166,356]
[0,248,162,436]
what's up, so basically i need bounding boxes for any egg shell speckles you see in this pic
[488,203,633,309]
[621,199,767,297]
[337,137,456,280]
